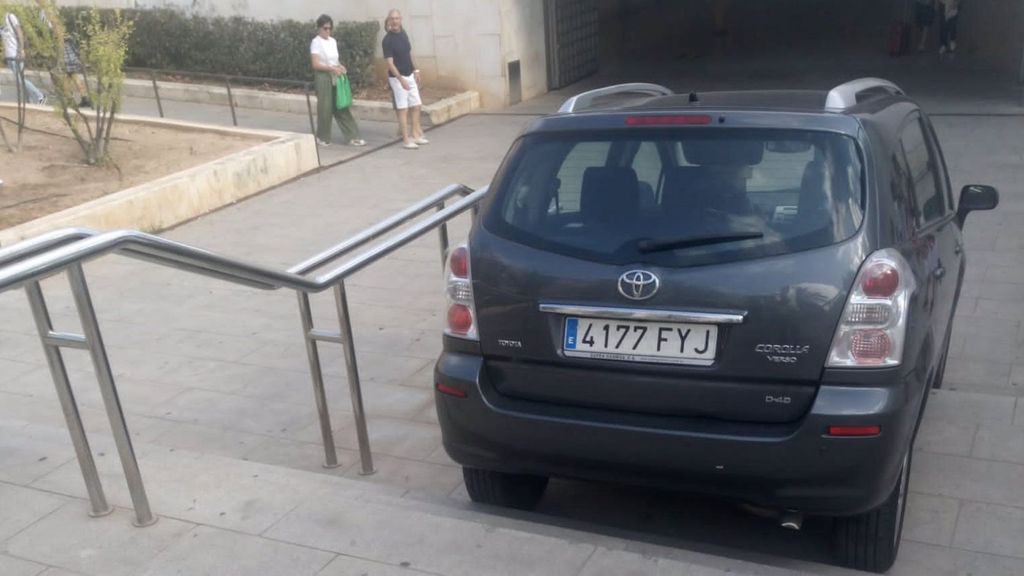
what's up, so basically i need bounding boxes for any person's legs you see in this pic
[313,72,334,144]
[389,75,416,148]
[406,75,426,143]
[334,107,363,144]
[8,60,45,103]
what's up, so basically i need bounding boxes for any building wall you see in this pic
[60,0,547,107]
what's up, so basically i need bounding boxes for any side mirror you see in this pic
[957,184,999,226]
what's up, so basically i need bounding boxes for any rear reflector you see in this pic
[436,383,467,398]
[625,115,713,126]
[827,425,881,437]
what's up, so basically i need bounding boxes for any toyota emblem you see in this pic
[618,270,660,301]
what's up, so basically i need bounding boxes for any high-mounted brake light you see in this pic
[625,115,713,126]
[444,244,478,341]
[827,249,915,368]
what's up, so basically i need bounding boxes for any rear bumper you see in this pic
[434,351,921,516]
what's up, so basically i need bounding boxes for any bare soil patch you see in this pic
[0,110,267,230]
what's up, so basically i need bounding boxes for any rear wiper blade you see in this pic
[637,231,764,254]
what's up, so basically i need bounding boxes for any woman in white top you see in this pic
[310,14,364,146]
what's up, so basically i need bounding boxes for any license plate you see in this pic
[562,317,717,365]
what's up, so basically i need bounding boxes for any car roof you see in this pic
[630,90,830,112]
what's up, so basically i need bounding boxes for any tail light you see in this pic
[827,249,915,367]
[444,244,478,340]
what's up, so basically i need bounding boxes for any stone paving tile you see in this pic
[951,501,1024,559]
[914,413,976,457]
[971,423,1024,464]
[0,483,69,542]
[149,422,266,460]
[30,448,326,535]
[38,569,87,576]
[921,389,1015,425]
[4,504,194,576]
[0,415,77,485]
[140,525,335,576]
[140,388,315,437]
[889,541,1024,576]
[343,453,462,500]
[241,436,361,476]
[912,451,1024,509]
[941,357,1013,389]
[1010,364,1024,388]
[577,547,821,576]
[2,366,191,416]
[0,554,47,576]
[1016,398,1023,425]
[284,415,443,461]
[329,381,434,421]
[902,493,959,547]
[315,555,438,576]
[975,299,1024,322]
[265,490,596,576]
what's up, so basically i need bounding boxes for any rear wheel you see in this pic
[463,467,549,510]
[833,451,911,573]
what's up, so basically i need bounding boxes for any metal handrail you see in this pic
[0,187,486,293]
[0,183,489,527]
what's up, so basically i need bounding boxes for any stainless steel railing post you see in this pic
[67,264,156,527]
[436,202,450,269]
[296,291,340,468]
[24,281,113,518]
[333,281,374,475]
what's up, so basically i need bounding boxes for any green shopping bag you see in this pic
[335,74,353,110]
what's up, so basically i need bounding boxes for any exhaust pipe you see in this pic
[779,511,803,531]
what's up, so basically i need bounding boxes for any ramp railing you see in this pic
[0,183,486,527]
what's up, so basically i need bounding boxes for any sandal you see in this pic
[350,139,367,147]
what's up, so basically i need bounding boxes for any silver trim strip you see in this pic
[558,83,673,113]
[825,78,903,111]
[539,303,745,324]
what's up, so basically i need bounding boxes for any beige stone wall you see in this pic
[61,0,548,107]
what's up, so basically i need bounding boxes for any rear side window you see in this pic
[487,128,864,267]
[901,117,946,226]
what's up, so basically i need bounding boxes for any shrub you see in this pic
[59,8,379,89]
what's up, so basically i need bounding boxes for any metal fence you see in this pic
[0,183,485,527]
[124,67,317,134]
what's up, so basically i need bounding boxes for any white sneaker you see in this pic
[316,138,331,146]
[938,45,947,55]
[949,41,957,52]
[413,137,430,145]
[36,95,47,105]
[402,141,419,150]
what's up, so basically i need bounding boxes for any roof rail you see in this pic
[558,83,673,113]
[825,77,904,111]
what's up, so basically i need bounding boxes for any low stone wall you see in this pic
[0,71,480,126]
[0,108,319,246]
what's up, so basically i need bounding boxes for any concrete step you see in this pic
[0,416,838,576]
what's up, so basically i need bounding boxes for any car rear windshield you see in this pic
[485,128,864,267]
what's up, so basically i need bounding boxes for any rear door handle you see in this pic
[933,267,946,279]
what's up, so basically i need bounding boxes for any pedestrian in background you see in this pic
[2,10,46,104]
[382,9,428,150]
[913,0,936,52]
[310,14,365,147]
[938,0,961,55]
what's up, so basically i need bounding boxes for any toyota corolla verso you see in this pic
[434,79,998,572]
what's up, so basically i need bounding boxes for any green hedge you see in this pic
[60,8,379,89]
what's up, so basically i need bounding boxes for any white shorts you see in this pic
[388,74,422,109]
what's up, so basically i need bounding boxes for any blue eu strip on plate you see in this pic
[564,318,578,349]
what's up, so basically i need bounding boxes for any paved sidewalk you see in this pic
[2,61,1024,575]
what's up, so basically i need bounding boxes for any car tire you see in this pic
[463,467,549,510]
[833,451,911,573]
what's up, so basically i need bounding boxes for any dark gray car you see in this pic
[434,79,998,572]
